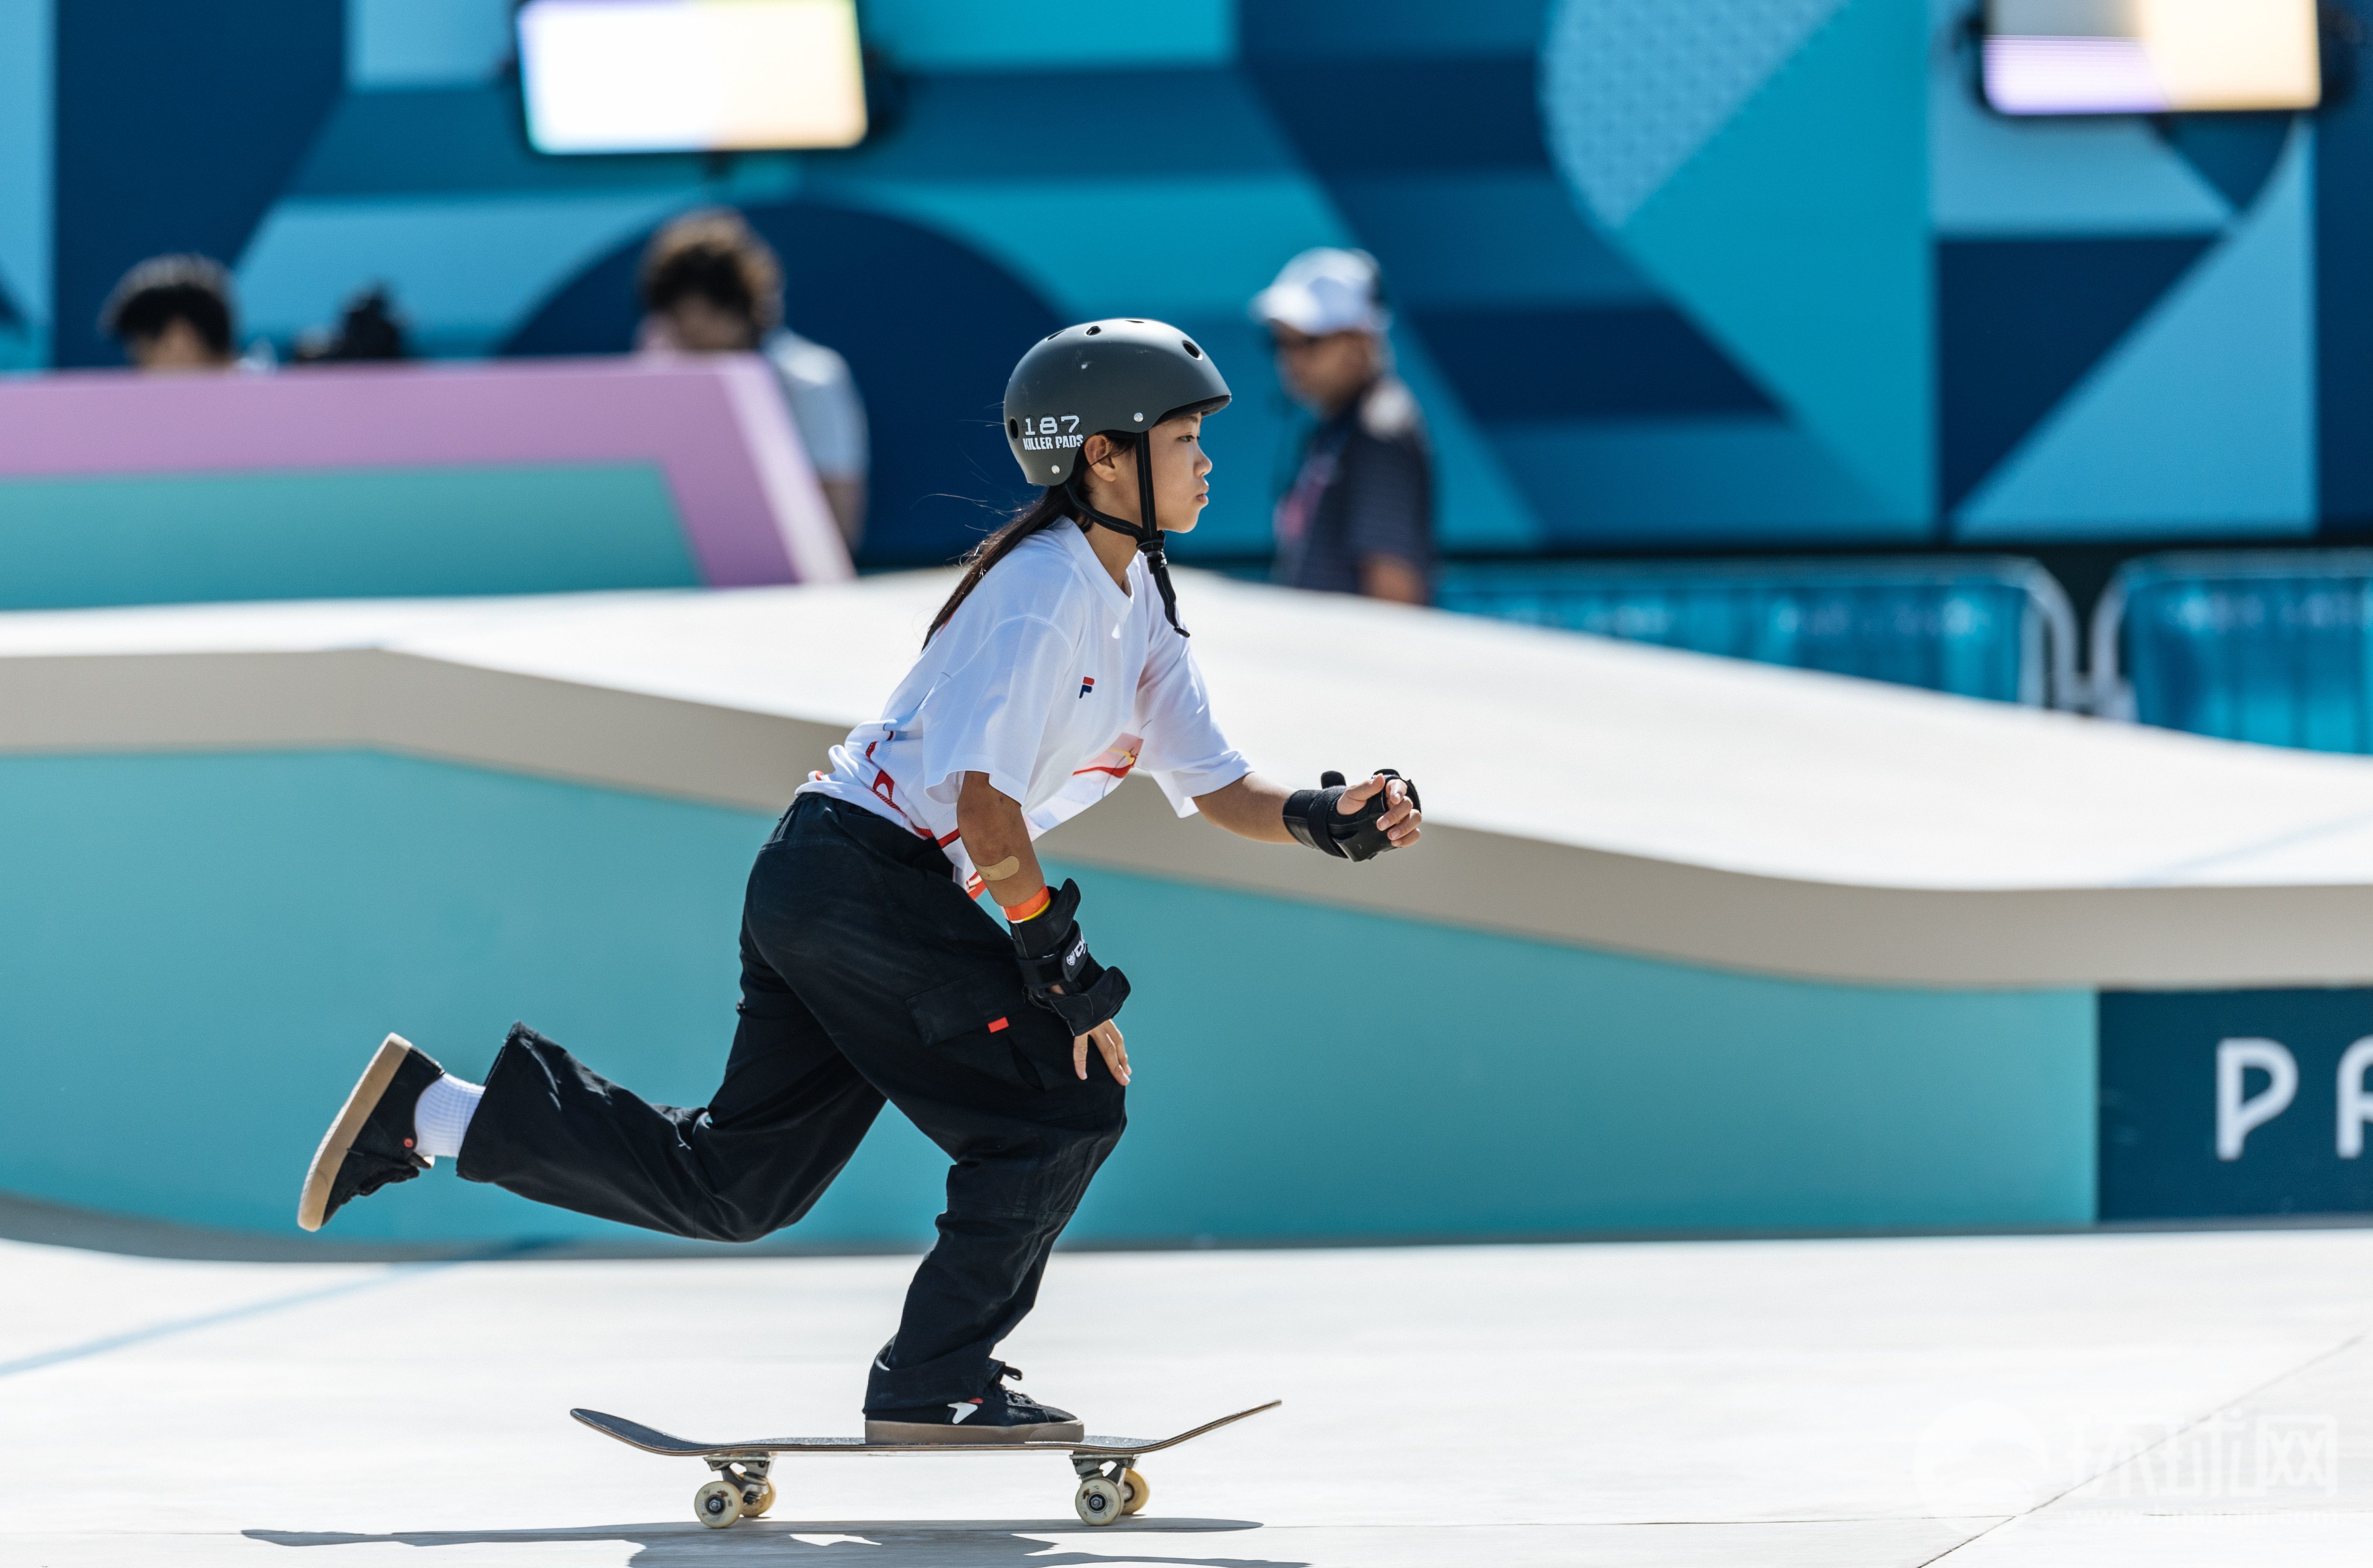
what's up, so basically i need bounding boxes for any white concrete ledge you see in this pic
[4,576,2373,987]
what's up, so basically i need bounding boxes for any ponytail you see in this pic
[926,485,1078,645]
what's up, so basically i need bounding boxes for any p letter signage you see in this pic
[2101,989,2373,1220]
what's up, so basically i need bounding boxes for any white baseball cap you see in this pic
[1250,247,1389,337]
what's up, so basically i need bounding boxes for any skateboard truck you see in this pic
[695,1456,776,1524]
[1070,1453,1149,1526]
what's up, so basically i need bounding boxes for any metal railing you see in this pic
[2092,551,2373,750]
[1435,555,2082,708]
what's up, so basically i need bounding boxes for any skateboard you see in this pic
[570,1399,1281,1530]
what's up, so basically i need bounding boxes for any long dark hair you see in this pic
[926,464,1101,645]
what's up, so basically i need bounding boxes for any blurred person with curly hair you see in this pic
[639,209,870,549]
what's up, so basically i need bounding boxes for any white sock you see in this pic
[413,1072,485,1161]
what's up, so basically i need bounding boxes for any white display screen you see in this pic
[517,0,867,154]
[1983,0,2320,115]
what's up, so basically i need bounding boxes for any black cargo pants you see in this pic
[456,794,1127,1410]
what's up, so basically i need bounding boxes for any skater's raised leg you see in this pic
[458,962,885,1242]
[299,918,887,1244]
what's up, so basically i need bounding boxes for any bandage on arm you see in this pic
[955,773,1050,910]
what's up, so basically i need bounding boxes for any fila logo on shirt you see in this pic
[1078,675,1095,699]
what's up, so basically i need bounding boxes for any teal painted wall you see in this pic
[0,750,2097,1246]
[346,0,514,89]
[855,0,1234,71]
[1087,866,2096,1236]
[341,0,1238,86]
[0,0,48,369]
[0,464,700,608]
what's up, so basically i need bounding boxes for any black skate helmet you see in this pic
[1003,319,1231,635]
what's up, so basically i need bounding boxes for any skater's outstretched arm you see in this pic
[1194,771,1422,853]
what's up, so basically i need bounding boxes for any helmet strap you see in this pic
[1069,430,1189,638]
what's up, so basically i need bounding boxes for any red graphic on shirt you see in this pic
[1072,736,1142,782]
[863,742,898,806]
[858,734,944,845]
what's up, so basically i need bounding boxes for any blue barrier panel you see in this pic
[1435,557,2075,706]
[2100,553,2373,752]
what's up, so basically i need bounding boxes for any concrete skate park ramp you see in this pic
[6,571,2373,1253]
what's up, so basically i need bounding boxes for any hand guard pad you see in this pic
[1008,878,1130,1034]
[1284,769,1420,863]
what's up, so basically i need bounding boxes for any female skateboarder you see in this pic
[296,319,1421,1441]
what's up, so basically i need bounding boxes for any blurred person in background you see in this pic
[293,283,409,363]
[637,209,870,549]
[101,254,240,372]
[1253,248,1433,605]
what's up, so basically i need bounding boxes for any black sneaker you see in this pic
[296,1034,445,1232]
[864,1364,1085,1444]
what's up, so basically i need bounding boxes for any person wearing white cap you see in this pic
[1251,248,1433,605]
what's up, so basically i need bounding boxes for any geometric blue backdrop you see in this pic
[6,0,2373,565]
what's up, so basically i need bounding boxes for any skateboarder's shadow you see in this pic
[245,1520,1309,1568]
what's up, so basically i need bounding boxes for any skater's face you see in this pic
[1078,413,1212,535]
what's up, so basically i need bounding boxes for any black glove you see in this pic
[1008,879,1130,1034]
[1284,769,1420,862]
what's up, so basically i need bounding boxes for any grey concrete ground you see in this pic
[6,1226,2372,1566]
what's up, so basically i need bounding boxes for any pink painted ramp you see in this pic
[0,356,851,587]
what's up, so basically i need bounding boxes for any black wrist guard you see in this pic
[1008,879,1130,1034]
[1284,769,1421,862]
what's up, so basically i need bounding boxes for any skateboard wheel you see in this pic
[693,1479,743,1528]
[1074,1476,1124,1527]
[743,1480,776,1517]
[1119,1468,1150,1516]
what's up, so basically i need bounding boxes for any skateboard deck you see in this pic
[570,1399,1280,1530]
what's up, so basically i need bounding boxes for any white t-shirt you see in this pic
[798,521,1250,893]
[763,329,869,482]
